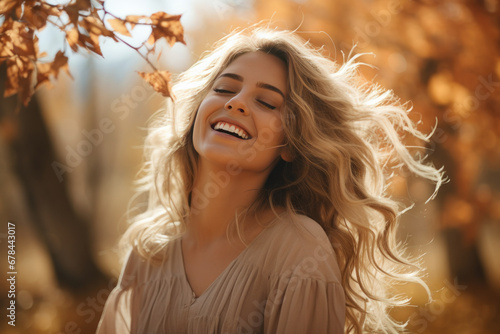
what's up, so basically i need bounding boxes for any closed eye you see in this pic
[257,100,277,110]
[214,88,235,94]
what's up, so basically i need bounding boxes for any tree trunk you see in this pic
[0,64,107,290]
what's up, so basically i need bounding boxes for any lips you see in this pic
[211,121,251,140]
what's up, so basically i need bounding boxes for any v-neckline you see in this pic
[178,211,287,301]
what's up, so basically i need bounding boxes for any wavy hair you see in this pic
[122,27,444,333]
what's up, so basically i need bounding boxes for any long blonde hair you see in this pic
[123,27,444,333]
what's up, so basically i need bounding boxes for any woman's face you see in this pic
[192,51,288,174]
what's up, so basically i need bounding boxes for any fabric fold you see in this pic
[96,212,345,334]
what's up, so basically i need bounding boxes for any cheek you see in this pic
[258,114,285,146]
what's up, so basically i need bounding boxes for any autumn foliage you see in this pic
[0,0,185,106]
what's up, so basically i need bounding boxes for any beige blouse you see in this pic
[96,212,345,333]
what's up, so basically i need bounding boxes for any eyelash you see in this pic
[257,100,276,110]
[213,88,233,94]
[213,88,277,110]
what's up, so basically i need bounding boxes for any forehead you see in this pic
[221,51,288,93]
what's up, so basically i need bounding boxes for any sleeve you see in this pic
[95,250,137,334]
[264,275,345,334]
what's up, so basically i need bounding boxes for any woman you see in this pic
[97,27,443,333]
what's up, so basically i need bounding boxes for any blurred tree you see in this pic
[0,0,185,291]
[0,63,107,289]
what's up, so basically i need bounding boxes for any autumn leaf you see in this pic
[147,12,185,46]
[1,0,182,105]
[0,0,17,16]
[79,16,116,40]
[137,70,173,98]
[51,51,70,78]
[66,27,80,52]
[78,33,103,56]
[36,63,52,89]
[5,20,38,58]
[36,51,72,89]
[4,60,21,97]
[15,3,62,30]
[0,18,15,59]
[107,18,131,37]
[124,15,149,30]
[5,57,37,106]
[64,1,93,26]
[75,16,117,56]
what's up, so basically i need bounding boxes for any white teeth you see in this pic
[213,121,249,139]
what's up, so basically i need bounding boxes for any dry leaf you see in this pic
[36,51,71,89]
[15,3,62,30]
[7,21,38,58]
[107,18,132,37]
[137,70,172,98]
[79,16,116,40]
[49,51,71,79]
[36,62,52,89]
[0,18,15,59]
[147,12,185,46]
[1,0,181,105]
[66,27,80,52]
[64,1,92,26]
[76,16,117,56]
[0,0,17,15]
[5,57,36,106]
[4,60,21,96]
[125,15,149,30]
[78,33,103,56]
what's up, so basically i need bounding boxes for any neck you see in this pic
[187,160,269,245]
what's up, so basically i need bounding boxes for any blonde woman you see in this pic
[97,27,443,333]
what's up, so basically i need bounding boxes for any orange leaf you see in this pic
[66,27,80,52]
[35,51,72,89]
[7,21,38,58]
[15,3,61,30]
[0,0,17,16]
[76,16,116,56]
[79,16,115,39]
[36,62,52,90]
[137,70,173,98]
[125,15,149,30]
[107,18,132,37]
[50,51,71,79]
[0,19,15,59]
[4,61,21,97]
[64,1,92,26]
[78,33,103,56]
[5,58,36,106]
[148,13,185,47]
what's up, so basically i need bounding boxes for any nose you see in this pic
[224,94,249,115]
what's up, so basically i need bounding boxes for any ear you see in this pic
[281,146,294,162]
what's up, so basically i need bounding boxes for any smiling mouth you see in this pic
[212,121,251,140]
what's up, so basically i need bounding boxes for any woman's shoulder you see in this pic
[270,211,332,250]
[259,211,342,282]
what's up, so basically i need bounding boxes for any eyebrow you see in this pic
[218,73,285,98]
